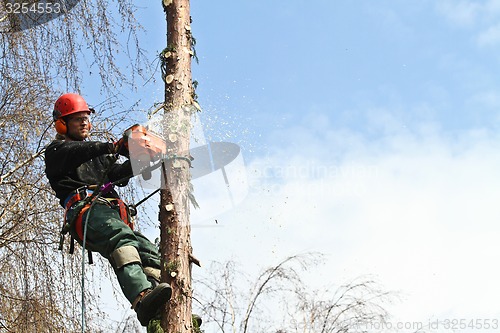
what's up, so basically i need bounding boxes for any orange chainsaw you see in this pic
[122,124,166,180]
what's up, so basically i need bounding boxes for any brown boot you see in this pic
[133,283,172,326]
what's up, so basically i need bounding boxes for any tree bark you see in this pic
[159,0,195,332]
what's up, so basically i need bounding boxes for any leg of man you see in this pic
[134,231,162,284]
[68,202,171,326]
[78,203,151,303]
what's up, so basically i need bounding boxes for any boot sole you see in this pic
[137,283,172,326]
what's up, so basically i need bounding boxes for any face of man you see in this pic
[65,111,91,141]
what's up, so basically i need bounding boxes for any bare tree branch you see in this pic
[0,149,45,185]
[194,253,397,333]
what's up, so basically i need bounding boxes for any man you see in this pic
[44,93,171,326]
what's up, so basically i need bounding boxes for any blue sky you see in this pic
[78,0,500,331]
[189,0,500,135]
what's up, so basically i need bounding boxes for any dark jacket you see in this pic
[44,139,133,207]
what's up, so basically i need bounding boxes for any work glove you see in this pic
[113,137,129,157]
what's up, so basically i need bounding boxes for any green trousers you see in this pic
[68,202,160,303]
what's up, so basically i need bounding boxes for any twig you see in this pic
[0,149,45,185]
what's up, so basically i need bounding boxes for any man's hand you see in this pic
[114,138,129,157]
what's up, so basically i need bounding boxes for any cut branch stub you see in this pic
[165,75,174,84]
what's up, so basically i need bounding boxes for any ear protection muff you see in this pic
[54,118,67,135]
[87,108,94,131]
[53,109,67,135]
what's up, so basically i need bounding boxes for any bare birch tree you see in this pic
[194,253,396,333]
[0,1,153,331]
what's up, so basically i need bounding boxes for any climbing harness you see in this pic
[59,186,135,260]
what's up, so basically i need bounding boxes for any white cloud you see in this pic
[435,0,500,48]
[435,0,482,27]
[477,22,500,46]
[469,90,500,109]
[192,113,500,328]
[435,0,500,26]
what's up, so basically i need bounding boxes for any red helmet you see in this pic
[52,93,93,121]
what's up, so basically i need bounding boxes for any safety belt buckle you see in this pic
[64,186,93,208]
[74,185,92,201]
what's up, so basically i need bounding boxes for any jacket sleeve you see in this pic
[106,157,133,186]
[45,140,114,178]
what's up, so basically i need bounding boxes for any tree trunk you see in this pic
[159,0,195,332]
